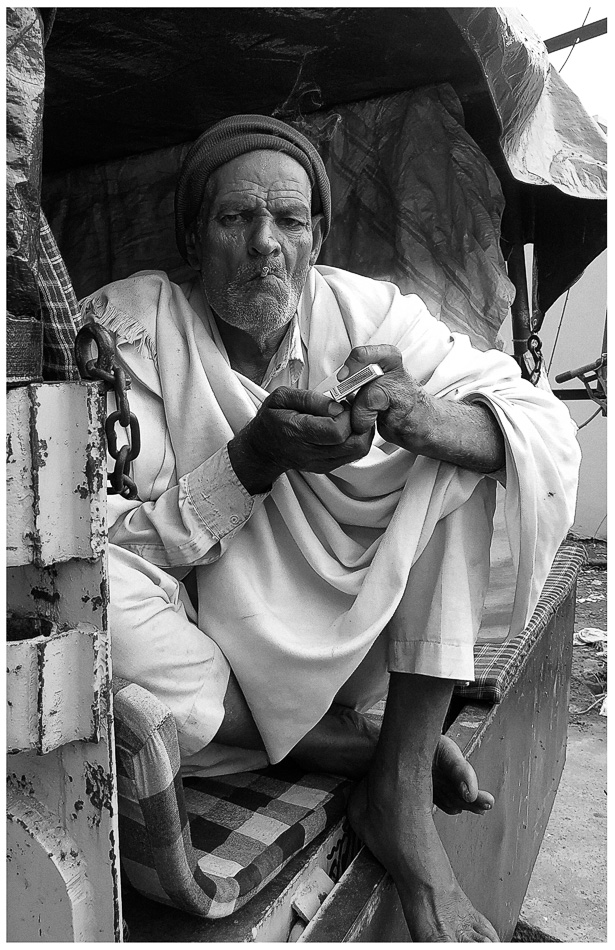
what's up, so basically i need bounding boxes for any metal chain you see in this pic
[75,323,141,499]
[526,332,544,387]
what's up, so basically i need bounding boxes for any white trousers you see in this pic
[109,485,492,777]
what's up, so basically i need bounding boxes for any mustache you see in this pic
[231,260,287,282]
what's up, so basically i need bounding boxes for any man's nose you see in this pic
[247,217,281,257]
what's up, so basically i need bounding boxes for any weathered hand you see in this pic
[338,344,505,473]
[228,386,375,493]
[338,345,428,449]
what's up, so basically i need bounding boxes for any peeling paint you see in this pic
[27,389,43,565]
[7,774,36,797]
[7,432,15,462]
[85,452,105,496]
[84,763,114,825]
[36,640,46,750]
[7,383,121,936]
[30,588,60,604]
[34,437,49,464]
[109,827,122,940]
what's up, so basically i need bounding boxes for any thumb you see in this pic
[267,386,343,418]
[350,382,390,434]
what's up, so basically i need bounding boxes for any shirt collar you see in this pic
[261,313,305,390]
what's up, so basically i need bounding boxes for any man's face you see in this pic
[189,150,322,346]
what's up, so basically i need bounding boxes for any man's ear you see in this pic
[309,213,325,266]
[184,226,202,271]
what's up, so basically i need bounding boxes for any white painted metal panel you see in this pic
[7,625,104,755]
[7,383,107,567]
[6,379,122,941]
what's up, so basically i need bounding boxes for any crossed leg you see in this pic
[220,668,498,940]
[347,672,498,942]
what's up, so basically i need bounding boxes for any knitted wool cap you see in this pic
[175,114,332,261]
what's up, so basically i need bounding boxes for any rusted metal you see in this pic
[555,354,607,414]
[7,560,109,631]
[7,787,95,942]
[6,378,122,941]
[75,323,142,499]
[7,625,103,755]
[7,384,108,567]
[75,322,116,384]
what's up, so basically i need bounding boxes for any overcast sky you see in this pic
[514,3,608,122]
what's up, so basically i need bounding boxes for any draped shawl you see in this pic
[81,266,580,762]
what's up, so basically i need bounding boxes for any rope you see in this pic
[547,289,570,373]
[577,407,602,430]
[558,8,592,72]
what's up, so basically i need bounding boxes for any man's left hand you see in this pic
[338,344,506,473]
[338,345,428,450]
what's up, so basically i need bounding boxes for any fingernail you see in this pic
[328,402,345,416]
[337,366,350,381]
[461,782,472,802]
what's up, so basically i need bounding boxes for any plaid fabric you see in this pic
[455,541,586,704]
[38,209,81,381]
[113,679,350,918]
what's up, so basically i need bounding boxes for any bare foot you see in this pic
[348,776,499,942]
[290,709,496,820]
[433,734,495,816]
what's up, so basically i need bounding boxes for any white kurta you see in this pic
[80,265,580,763]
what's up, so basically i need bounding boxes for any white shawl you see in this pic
[81,266,580,761]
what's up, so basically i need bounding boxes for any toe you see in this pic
[435,735,479,802]
[433,736,496,815]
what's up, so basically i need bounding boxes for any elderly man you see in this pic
[81,115,580,941]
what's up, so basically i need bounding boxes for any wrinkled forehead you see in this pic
[207,149,313,208]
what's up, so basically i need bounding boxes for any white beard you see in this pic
[202,265,308,346]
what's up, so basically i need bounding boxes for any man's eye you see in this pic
[279,217,306,230]
[219,214,243,225]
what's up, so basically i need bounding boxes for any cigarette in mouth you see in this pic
[261,266,270,277]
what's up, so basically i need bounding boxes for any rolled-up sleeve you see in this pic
[108,445,268,568]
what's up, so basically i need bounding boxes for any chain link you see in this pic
[75,323,141,499]
[526,332,544,387]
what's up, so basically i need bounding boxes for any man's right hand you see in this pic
[228,386,374,494]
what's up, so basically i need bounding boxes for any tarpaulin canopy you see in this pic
[40,7,607,204]
[7,7,607,380]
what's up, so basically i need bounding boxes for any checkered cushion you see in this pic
[113,680,350,918]
[455,541,586,704]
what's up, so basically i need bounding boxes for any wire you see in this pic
[547,289,570,373]
[558,8,591,72]
[577,407,602,430]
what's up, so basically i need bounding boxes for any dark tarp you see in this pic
[43,85,517,352]
[39,7,606,325]
[7,7,607,376]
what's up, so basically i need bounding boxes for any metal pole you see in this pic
[507,243,532,367]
